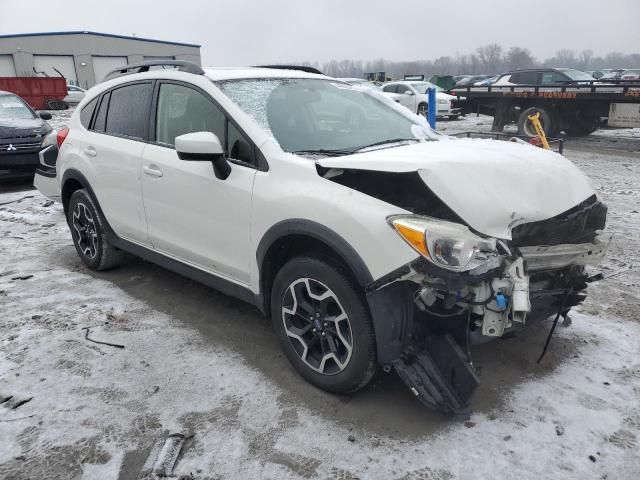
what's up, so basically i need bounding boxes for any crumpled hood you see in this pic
[317,138,595,239]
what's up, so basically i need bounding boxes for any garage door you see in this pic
[33,55,77,83]
[92,56,128,83]
[0,55,16,76]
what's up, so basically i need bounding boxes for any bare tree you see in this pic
[295,47,640,81]
[432,56,453,75]
[545,49,578,68]
[476,44,503,74]
[578,49,594,70]
[504,47,536,71]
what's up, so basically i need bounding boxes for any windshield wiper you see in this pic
[354,138,419,151]
[291,149,354,157]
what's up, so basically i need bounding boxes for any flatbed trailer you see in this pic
[451,80,640,137]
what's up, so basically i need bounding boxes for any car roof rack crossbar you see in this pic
[255,65,324,75]
[103,60,205,81]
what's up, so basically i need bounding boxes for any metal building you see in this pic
[0,31,201,88]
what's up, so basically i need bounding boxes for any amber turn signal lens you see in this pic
[392,222,429,257]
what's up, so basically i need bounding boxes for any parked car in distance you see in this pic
[621,69,640,81]
[34,64,610,414]
[473,75,499,86]
[382,81,460,118]
[64,84,87,104]
[455,74,494,87]
[494,68,595,85]
[0,90,52,180]
[338,78,406,106]
[599,69,626,80]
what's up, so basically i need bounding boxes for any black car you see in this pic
[0,90,52,180]
[495,68,595,86]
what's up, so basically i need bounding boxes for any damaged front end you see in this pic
[365,195,610,415]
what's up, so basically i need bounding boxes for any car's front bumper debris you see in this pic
[392,335,479,415]
[366,230,611,415]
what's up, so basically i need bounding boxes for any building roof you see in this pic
[0,31,200,48]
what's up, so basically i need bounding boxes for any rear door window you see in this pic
[382,84,398,93]
[541,72,569,85]
[511,72,539,84]
[105,82,153,140]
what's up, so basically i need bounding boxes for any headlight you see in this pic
[437,99,449,105]
[388,215,497,271]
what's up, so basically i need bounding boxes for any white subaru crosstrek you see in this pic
[35,62,610,414]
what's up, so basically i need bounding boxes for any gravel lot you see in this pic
[0,112,639,479]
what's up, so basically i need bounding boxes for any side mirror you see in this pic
[39,112,52,120]
[175,131,231,180]
[403,90,414,96]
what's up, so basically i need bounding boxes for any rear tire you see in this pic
[270,256,376,394]
[67,189,124,271]
[517,107,555,138]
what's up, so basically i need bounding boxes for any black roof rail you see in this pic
[255,65,324,75]
[103,60,205,82]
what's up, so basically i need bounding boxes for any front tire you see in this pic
[417,103,427,117]
[271,257,376,394]
[67,189,124,271]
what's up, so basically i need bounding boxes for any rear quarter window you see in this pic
[80,97,98,129]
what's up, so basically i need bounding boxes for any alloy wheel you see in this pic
[281,278,353,375]
[72,202,98,259]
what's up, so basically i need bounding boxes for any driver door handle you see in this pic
[143,165,163,178]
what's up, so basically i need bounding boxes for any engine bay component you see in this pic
[518,234,611,271]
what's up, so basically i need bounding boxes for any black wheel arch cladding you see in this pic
[257,218,374,290]
[61,169,115,235]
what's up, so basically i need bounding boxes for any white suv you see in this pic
[35,62,610,414]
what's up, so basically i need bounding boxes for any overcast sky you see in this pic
[1,0,638,65]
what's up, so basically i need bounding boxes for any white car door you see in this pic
[140,82,256,284]
[395,84,418,112]
[80,82,153,245]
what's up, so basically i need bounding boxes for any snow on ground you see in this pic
[0,120,639,479]
[592,127,640,140]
